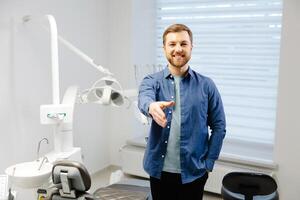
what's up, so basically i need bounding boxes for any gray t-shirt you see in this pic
[162,75,182,173]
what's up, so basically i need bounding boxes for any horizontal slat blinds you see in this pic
[156,0,282,149]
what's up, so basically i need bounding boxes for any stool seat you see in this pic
[221,172,278,200]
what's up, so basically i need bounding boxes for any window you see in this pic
[156,0,282,163]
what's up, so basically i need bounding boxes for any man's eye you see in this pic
[181,43,187,46]
[169,44,175,47]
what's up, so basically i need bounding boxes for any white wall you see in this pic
[0,0,111,174]
[0,2,16,173]
[107,0,156,166]
[274,0,300,199]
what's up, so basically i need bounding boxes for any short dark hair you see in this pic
[162,24,193,45]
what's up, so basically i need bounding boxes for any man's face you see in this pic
[163,31,193,69]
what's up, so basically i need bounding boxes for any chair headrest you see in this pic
[52,160,91,192]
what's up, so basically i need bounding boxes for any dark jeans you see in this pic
[150,171,209,200]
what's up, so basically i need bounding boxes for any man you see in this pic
[138,24,226,200]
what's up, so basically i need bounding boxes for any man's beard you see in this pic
[167,53,191,68]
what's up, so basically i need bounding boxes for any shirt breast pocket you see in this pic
[188,97,208,123]
[192,96,208,120]
[200,99,208,116]
[156,82,171,102]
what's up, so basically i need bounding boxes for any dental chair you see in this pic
[50,160,94,200]
[48,160,151,200]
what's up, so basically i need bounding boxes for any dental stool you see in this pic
[50,160,94,200]
[221,172,278,200]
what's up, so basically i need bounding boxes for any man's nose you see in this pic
[175,44,183,52]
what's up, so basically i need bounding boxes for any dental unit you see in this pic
[4,14,127,200]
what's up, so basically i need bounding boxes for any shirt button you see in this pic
[169,111,172,114]
[165,140,168,144]
[171,96,174,99]
[167,126,170,129]
[171,81,174,84]
[162,155,165,158]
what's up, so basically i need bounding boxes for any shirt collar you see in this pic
[163,65,195,79]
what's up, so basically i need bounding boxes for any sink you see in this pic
[5,160,53,188]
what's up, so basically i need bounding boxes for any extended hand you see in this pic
[149,101,175,127]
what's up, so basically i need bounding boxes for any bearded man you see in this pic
[138,24,226,200]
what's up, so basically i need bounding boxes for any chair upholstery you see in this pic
[221,172,278,200]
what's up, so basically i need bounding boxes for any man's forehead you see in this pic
[165,31,190,42]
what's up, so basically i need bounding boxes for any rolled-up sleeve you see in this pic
[205,79,226,171]
[138,75,156,117]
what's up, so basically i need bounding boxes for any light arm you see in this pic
[57,34,113,76]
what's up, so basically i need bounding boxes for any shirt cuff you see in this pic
[144,101,154,118]
[205,158,215,172]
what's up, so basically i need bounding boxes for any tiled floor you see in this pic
[90,166,222,200]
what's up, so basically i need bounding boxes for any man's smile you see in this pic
[172,54,185,58]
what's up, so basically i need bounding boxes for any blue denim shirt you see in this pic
[138,67,226,184]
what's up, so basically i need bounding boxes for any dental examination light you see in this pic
[22,15,126,161]
[79,76,125,107]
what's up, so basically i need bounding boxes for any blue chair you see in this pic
[221,172,278,200]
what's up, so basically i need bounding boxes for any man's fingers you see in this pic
[149,102,166,120]
[159,101,175,109]
[152,106,168,128]
[156,107,166,119]
[151,108,167,127]
[152,109,166,122]
[153,115,167,128]
[149,101,173,128]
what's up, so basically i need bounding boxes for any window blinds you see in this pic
[156,0,282,160]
